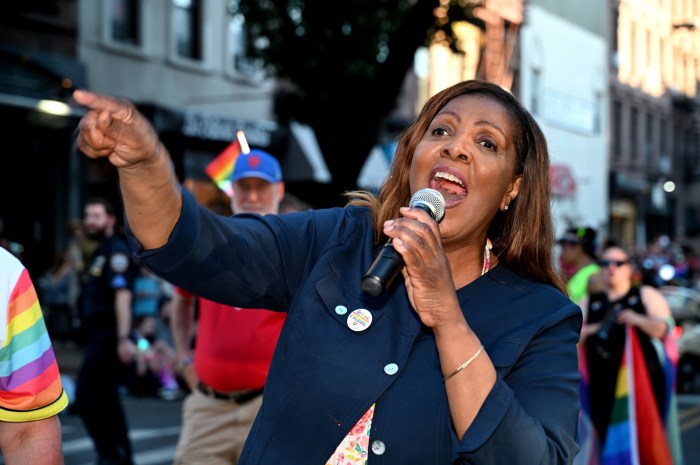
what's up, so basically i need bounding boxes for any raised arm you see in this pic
[73,90,181,249]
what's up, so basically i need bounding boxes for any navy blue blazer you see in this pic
[129,188,582,464]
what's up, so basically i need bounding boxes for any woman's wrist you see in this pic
[432,316,471,341]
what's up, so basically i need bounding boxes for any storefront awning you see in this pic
[0,44,87,120]
[283,122,331,183]
[142,104,332,184]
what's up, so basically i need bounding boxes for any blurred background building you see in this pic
[0,0,698,277]
[607,0,700,252]
[519,0,610,243]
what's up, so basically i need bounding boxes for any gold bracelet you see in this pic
[444,345,485,382]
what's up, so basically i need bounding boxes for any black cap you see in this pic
[558,227,597,258]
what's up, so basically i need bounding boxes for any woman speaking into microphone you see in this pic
[73,79,581,464]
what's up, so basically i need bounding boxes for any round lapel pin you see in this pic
[347,308,372,332]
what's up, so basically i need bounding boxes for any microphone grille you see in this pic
[409,188,445,222]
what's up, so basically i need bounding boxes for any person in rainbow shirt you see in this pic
[0,246,69,464]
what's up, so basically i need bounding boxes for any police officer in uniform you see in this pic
[75,197,139,465]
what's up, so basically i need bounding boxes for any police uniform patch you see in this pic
[111,275,128,288]
[110,253,130,274]
[90,256,106,277]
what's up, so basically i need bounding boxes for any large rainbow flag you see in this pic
[576,325,683,465]
[205,139,241,197]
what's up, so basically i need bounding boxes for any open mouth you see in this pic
[430,171,467,203]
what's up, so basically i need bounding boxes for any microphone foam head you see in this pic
[409,188,445,223]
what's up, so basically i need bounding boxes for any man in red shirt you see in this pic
[170,150,288,464]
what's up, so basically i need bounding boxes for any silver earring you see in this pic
[504,205,509,211]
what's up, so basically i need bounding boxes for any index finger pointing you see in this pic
[72,89,135,123]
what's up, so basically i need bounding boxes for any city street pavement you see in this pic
[679,394,700,462]
[53,341,184,465]
[59,396,183,465]
[0,395,183,465]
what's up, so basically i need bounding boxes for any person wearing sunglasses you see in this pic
[577,245,682,464]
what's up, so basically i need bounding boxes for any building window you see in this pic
[630,22,636,77]
[661,37,668,84]
[645,113,654,168]
[645,29,652,73]
[172,0,202,60]
[110,0,140,46]
[226,0,264,78]
[660,119,668,157]
[630,108,638,161]
[613,101,622,159]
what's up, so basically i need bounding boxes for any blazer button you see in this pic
[384,363,398,375]
[335,305,348,315]
[371,440,386,455]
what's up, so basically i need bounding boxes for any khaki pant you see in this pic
[173,388,263,465]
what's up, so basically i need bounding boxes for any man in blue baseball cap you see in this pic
[230,149,285,215]
[170,147,287,464]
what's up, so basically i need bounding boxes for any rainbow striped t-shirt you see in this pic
[0,247,68,421]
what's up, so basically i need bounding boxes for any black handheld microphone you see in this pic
[361,188,446,297]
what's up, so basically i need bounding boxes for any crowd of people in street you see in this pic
[558,228,697,465]
[2,78,700,464]
[72,79,583,465]
[1,144,310,464]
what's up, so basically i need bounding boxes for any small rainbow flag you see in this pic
[205,139,241,197]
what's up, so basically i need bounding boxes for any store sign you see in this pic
[181,110,277,146]
[550,164,576,197]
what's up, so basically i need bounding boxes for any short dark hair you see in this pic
[85,197,116,216]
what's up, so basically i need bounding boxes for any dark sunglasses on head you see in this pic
[599,259,629,268]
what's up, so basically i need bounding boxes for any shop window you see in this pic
[110,0,141,46]
[172,0,202,61]
[226,0,264,79]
